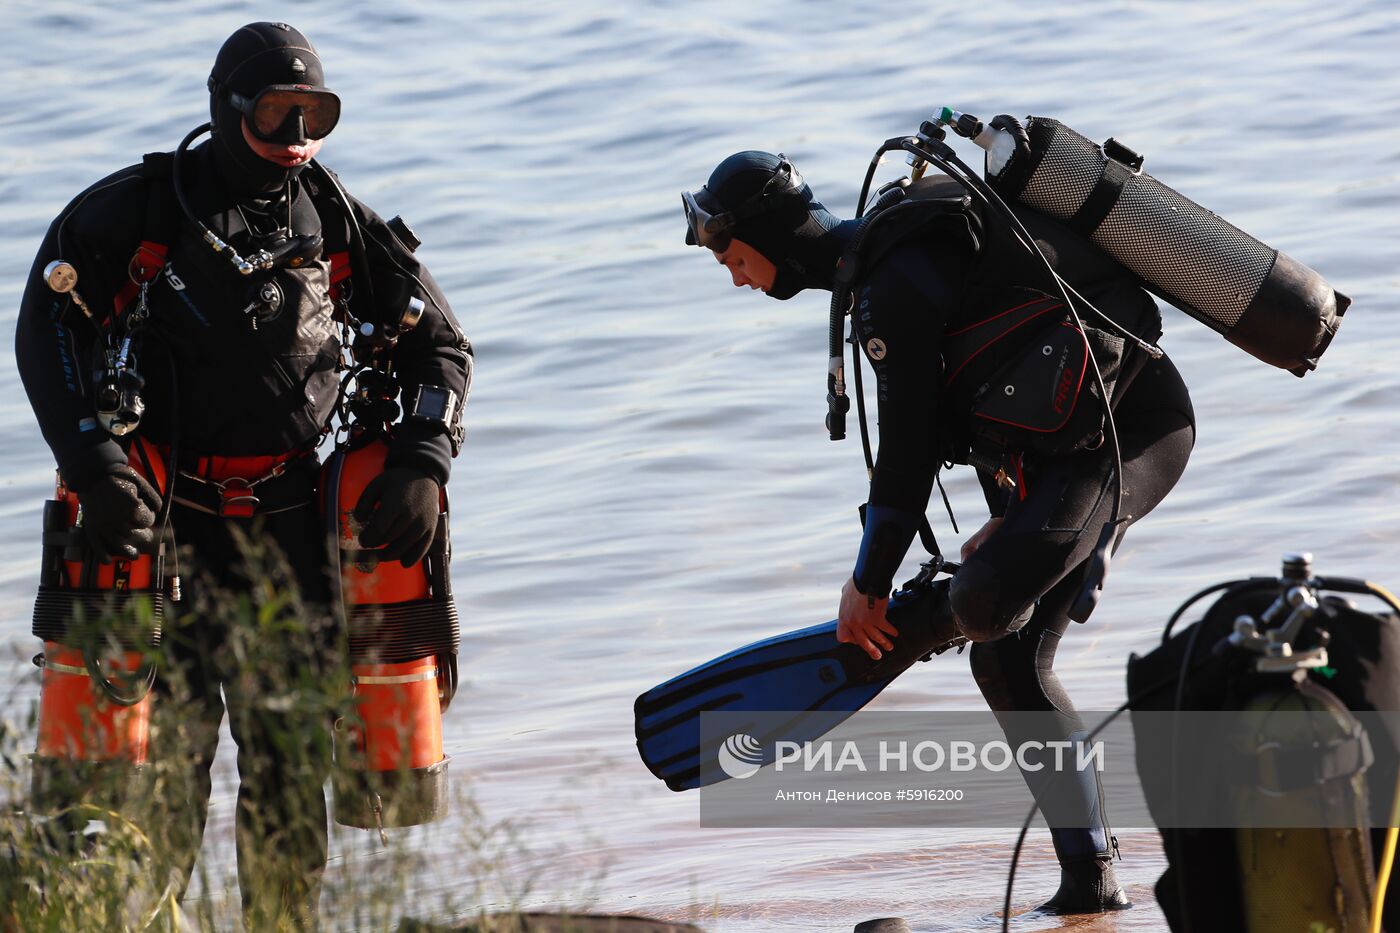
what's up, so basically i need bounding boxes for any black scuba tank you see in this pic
[969,113,1350,376]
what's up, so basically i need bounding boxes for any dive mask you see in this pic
[682,155,803,251]
[227,85,341,143]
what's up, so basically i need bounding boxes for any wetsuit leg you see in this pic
[969,577,1112,858]
[145,525,229,912]
[219,504,336,930]
[957,356,1194,910]
[969,553,1130,914]
[146,501,337,929]
[950,355,1196,642]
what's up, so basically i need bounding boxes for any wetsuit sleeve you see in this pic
[851,238,972,596]
[15,171,146,490]
[348,196,473,487]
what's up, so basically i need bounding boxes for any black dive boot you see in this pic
[1035,734,1131,914]
[1038,853,1131,914]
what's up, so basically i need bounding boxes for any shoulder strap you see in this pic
[299,171,350,250]
[301,165,364,316]
[111,152,181,318]
[849,178,983,284]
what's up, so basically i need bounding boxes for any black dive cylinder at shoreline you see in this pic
[988,117,1350,376]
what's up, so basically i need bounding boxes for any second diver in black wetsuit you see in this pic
[16,22,472,928]
[681,149,1195,913]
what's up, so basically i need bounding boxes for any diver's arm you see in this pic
[849,242,968,598]
[16,175,144,489]
[348,195,473,486]
[960,516,1004,562]
[841,258,942,658]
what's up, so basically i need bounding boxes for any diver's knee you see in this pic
[950,562,1032,643]
[967,639,1012,680]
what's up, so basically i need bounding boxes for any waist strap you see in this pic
[170,449,318,518]
[177,447,310,483]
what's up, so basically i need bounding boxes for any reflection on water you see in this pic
[2,1,1398,929]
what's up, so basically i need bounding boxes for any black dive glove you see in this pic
[74,466,163,562]
[352,468,442,567]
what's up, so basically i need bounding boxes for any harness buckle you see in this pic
[216,478,260,518]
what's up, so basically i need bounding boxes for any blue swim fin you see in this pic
[634,566,962,791]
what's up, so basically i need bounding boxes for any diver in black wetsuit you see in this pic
[683,150,1195,914]
[15,22,471,928]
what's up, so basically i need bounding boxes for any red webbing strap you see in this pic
[112,241,169,318]
[328,249,352,303]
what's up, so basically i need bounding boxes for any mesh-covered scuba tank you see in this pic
[322,432,459,832]
[983,116,1350,375]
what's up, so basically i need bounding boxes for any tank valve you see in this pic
[1281,552,1313,583]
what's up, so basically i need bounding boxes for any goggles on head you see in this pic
[227,84,341,143]
[682,155,804,251]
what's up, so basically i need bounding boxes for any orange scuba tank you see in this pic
[30,436,170,810]
[322,430,459,832]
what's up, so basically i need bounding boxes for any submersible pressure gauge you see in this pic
[43,260,95,320]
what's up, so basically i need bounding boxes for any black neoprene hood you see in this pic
[207,22,332,194]
[690,150,849,299]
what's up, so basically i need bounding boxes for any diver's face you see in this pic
[241,118,324,168]
[713,239,777,293]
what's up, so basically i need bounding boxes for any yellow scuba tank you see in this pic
[1223,556,1379,933]
[322,429,459,834]
[1230,682,1375,933]
[931,109,1351,376]
[30,436,171,811]
[1127,554,1400,933]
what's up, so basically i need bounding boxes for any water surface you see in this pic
[2,2,1398,929]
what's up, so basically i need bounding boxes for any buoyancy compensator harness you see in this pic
[831,109,1351,622]
[1126,554,1400,933]
[318,227,460,840]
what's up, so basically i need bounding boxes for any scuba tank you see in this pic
[1230,684,1375,933]
[30,436,171,812]
[323,308,460,836]
[934,109,1350,376]
[1127,554,1400,933]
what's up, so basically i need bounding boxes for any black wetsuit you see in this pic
[15,141,472,919]
[849,232,1196,866]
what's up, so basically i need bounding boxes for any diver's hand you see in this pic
[74,466,162,562]
[838,576,898,661]
[352,468,441,567]
[960,516,1004,562]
